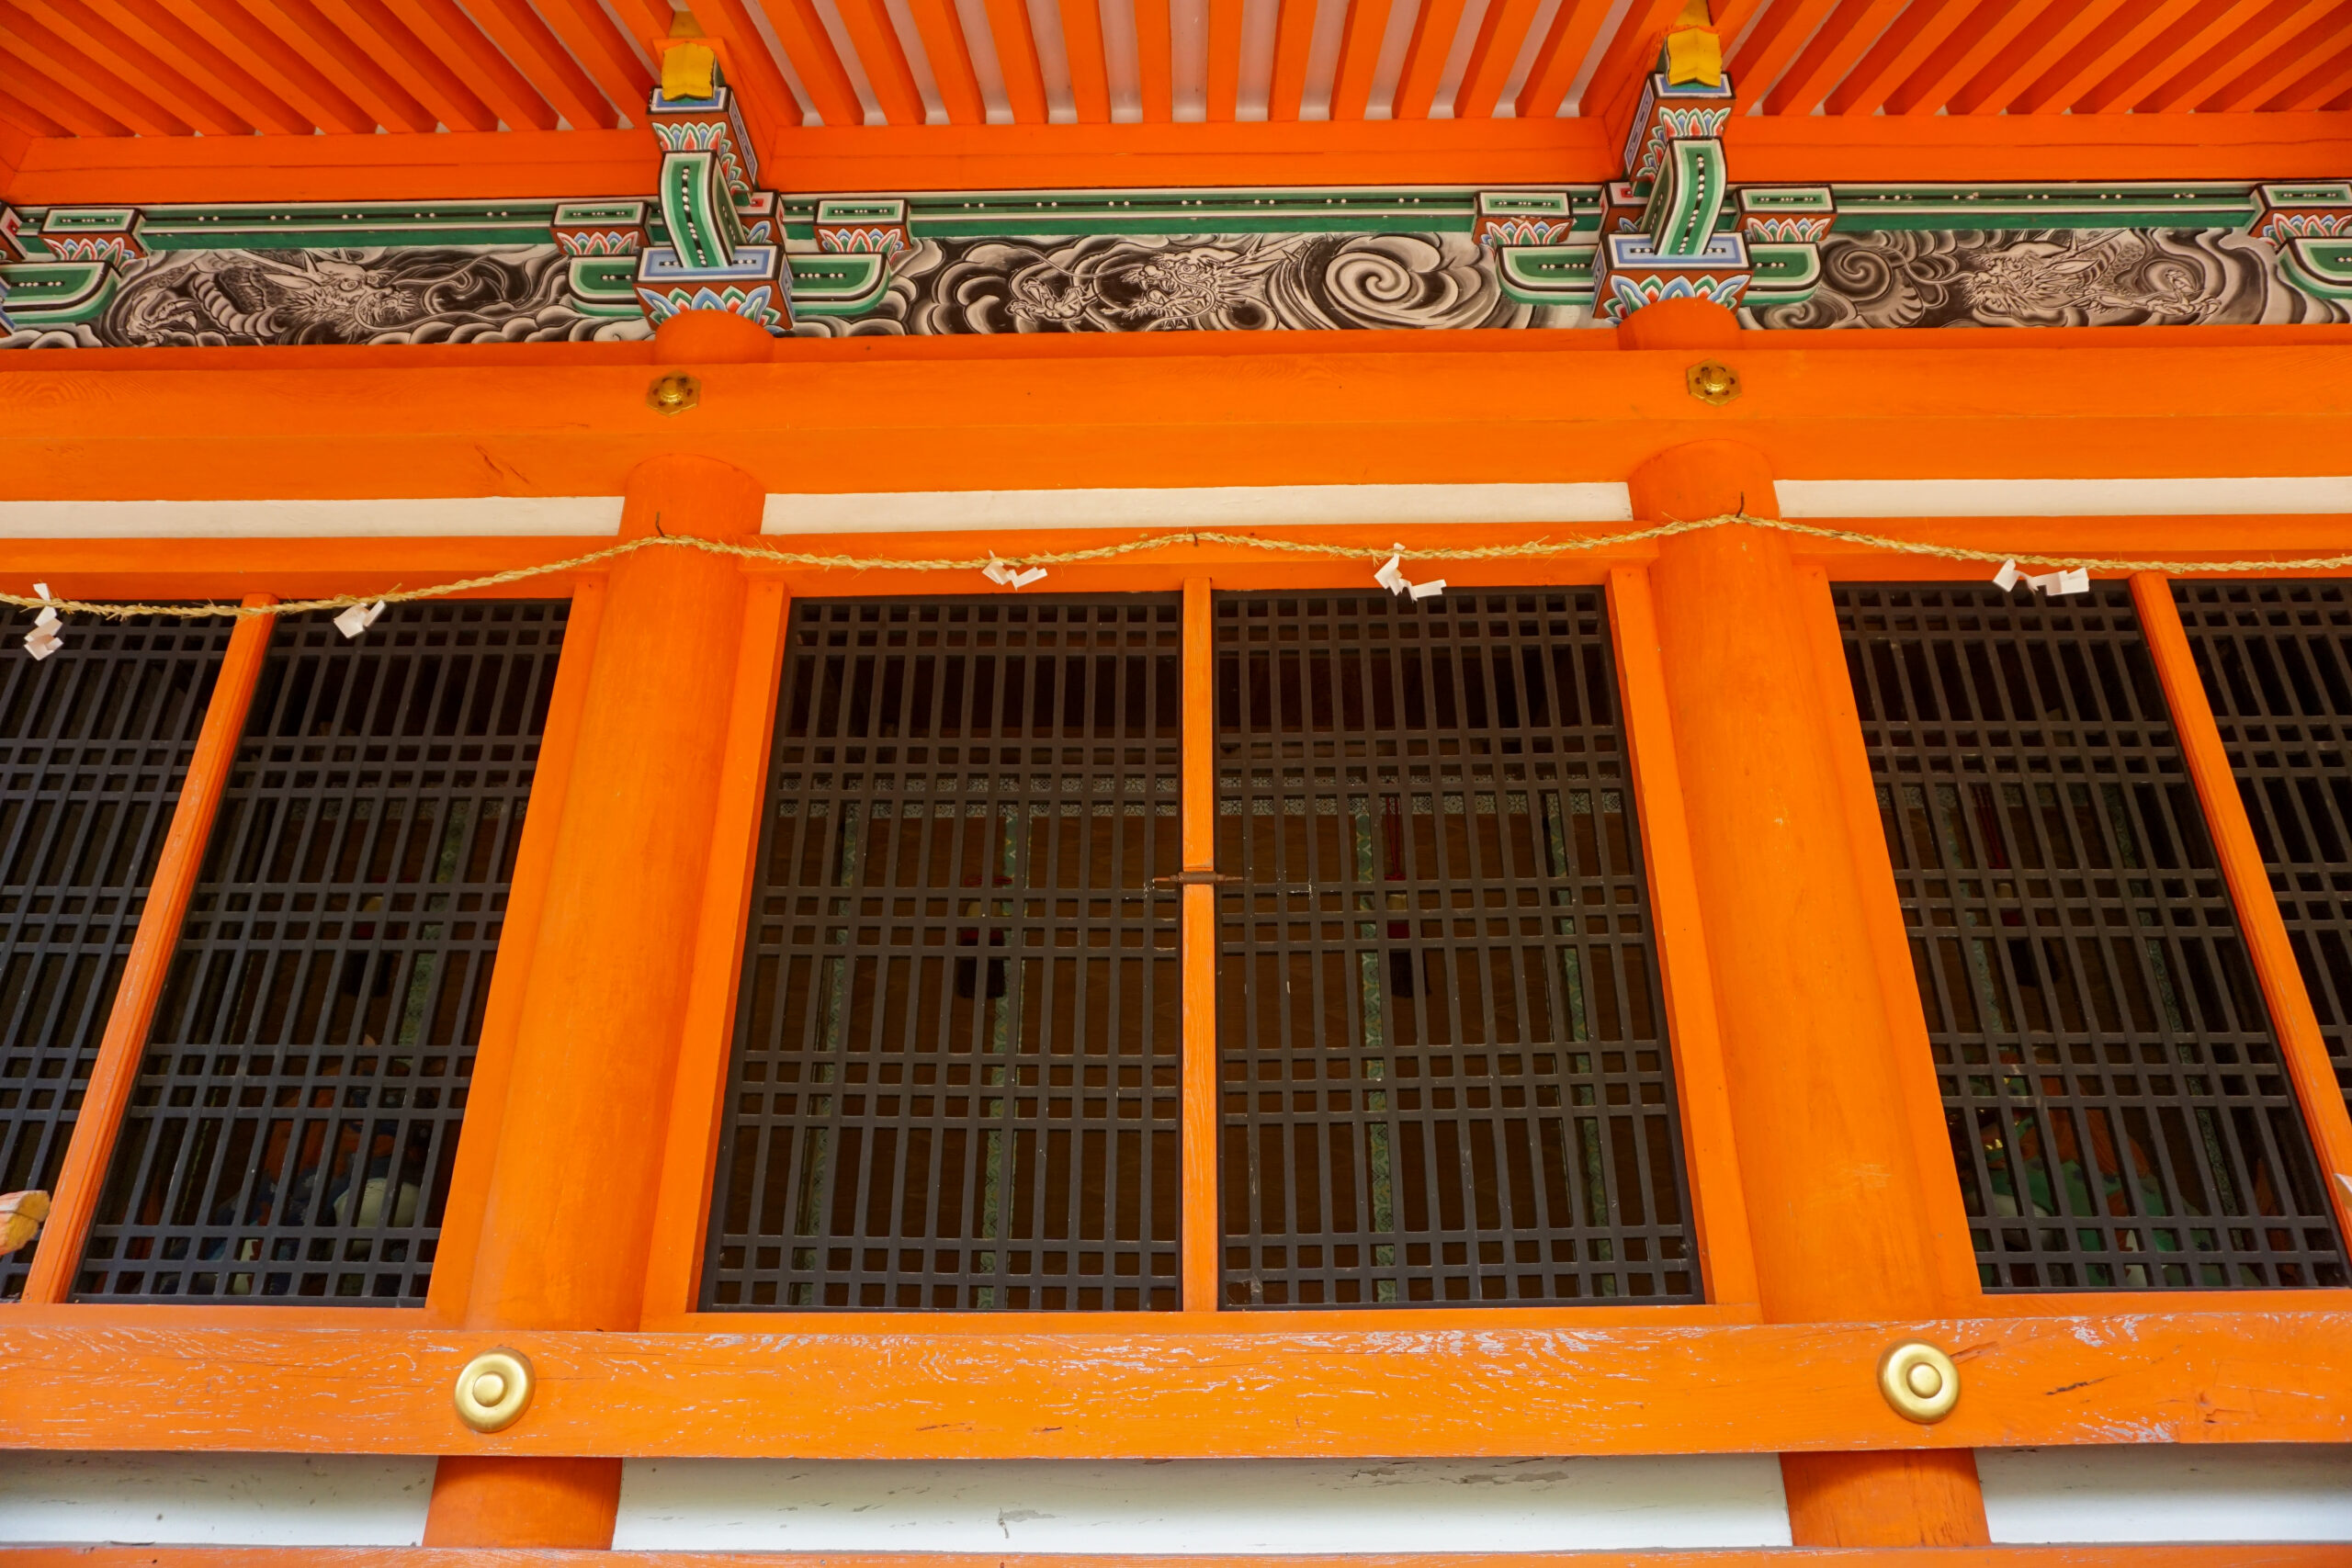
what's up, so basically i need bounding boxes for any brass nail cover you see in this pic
[1686,361,1740,405]
[454,1348,535,1433]
[1878,1340,1961,1424]
[648,373,702,415]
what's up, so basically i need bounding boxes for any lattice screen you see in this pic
[1213,590,1697,1307]
[74,601,567,1303]
[1838,582,2346,1292]
[2179,579,2352,1126]
[705,596,1183,1311]
[0,611,232,1302]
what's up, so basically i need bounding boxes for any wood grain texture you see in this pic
[5,340,2352,503]
[1,1312,2347,1457]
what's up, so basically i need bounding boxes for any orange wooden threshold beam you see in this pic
[12,1553,2350,1568]
[8,111,2350,205]
[2,338,2349,501]
[1,1312,2347,1458]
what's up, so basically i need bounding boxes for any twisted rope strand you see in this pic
[7,513,2352,622]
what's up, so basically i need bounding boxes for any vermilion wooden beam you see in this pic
[154,0,376,133]
[18,0,254,133]
[5,335,2352,502]
[1179,576,1216,1311]
[1763,0,1911,116]
[2,1311,2349,1455]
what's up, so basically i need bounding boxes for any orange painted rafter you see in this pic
[903,0,985,121]
[18,0,252,132]
[311,0,499,130]
[1453,0,1544,118]
[1821,0,1973,113]
[1206,0,1242,117]
[1057,0,1112,120]
[0,1,191,131]
[456,0,619,134]
[149,0,373,133]
[1580,0,1684,125]
[6,1311,2352,1455]
[982,0,1051,120]
[1265,0,1316,118]
[2267,34,2352,109]
[1391,0,1471,117]
[1326,0,1393,118]
[1762,0,1910,115]
[87,0,313,132]
[2073,0,2238,112]
[2010,0,2200,113]
[17,600,276,1304]
[377,0,556,129]
[1728,0,1838,113]
[696,0,835,142]
[1880,0,2032,112]
[2135,574,2352,1253]
[529,0,653,128]
[0,28,137,130]
[2203,9,2352,108]
[0,83,68,134]
[249,0,438,129]
[1134,0,1171,119]
[831,0,928,124]
[1946,0,2125,114]
[1511,0,1611,119]
[2132,0,2328,109]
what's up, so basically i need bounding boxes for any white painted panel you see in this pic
[1981,1446,2352,1543]
[763,481,1634,533]
[0,1453,433,1546]
[0,497,625,538]
[1778,476,2352,519]
[614,1455,1791,1551]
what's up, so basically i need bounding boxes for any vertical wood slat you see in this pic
[2133,572,2352,1249]
[1181,576,1217,1311]
[423,581,605,1325]
[1796,567,1989,1309]
[640,581,791,1324]
[1604,567,1761,1311]
[19,598,277,1306]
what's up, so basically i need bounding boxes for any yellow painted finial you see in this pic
[1664,0,1722,85]
[662,6,718,100]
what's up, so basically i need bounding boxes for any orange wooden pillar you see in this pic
[423,450,761,1548]
[1625,299,1985,1549]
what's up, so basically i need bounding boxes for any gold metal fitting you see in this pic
[1686,361,1740,405]
[648,373,701,416]
[1878,1341,1961,1424]
[453,1348,534,1434]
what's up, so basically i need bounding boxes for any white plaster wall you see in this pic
[1980,1445,2352,1543]
[0,1453,434,1546]
[612,1455,1793,1551]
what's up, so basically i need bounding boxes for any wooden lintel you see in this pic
[0,1311,2346,1458]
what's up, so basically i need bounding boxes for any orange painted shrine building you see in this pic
[0,0,2350,1561]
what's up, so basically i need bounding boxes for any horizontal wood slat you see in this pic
[0,1310,2347,1456]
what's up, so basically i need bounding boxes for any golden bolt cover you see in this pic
[1686,361,1741,405]
[648,373,702,416]
[454,1348,535,1434]
[1878,1340,1961,1424]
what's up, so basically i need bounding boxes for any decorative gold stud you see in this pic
[454,1348,534,1433]
[1879,1341,1960,1424]
[648,373,701,415]
[1686,361,1740,405]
